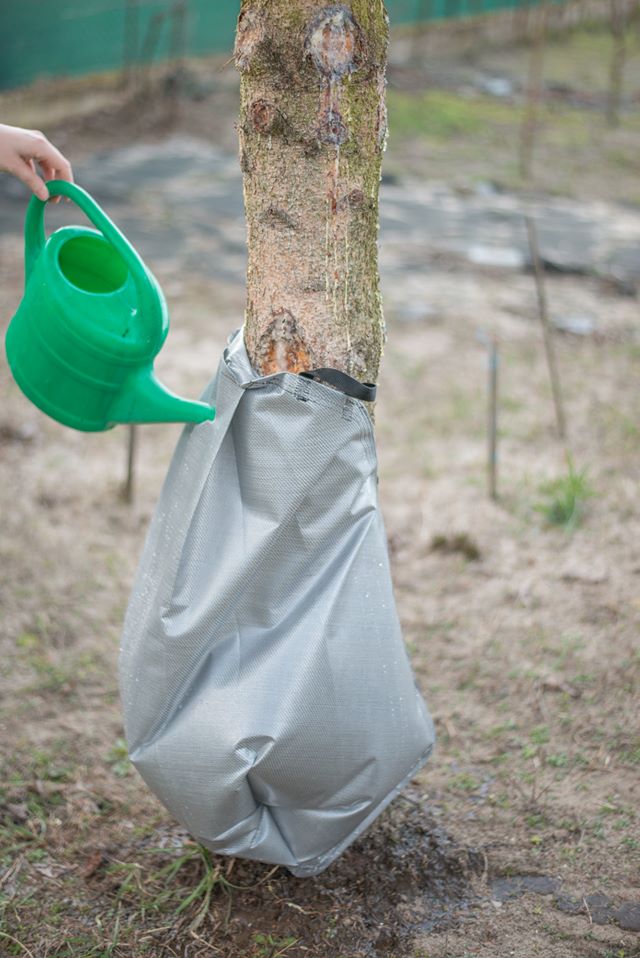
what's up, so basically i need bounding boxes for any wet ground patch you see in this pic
[74,793,485,957]
[491,874,640,933]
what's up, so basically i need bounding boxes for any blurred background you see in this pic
[1,3,639,957]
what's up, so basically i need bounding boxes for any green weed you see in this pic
[448,772,480,792]
[106,844,249,933]
[16,631,41,650]
[252,933,299,958]
[106,738,131,778]
[547,753,569,768]
[535,461,594,530]
[526,812,548,828]
[27,656,75,693]
[488,719,518,738]
[530,726,550,745]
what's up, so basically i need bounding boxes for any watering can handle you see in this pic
[24,180,162,333]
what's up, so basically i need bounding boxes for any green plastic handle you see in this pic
[24,179,165,344]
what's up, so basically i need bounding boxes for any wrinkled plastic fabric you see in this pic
[119,329,435,877]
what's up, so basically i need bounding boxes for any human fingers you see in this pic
[27,130,74,184]
[37,160,63,202]
[10,156,49,201]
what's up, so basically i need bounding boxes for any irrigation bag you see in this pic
[119,328,435,877]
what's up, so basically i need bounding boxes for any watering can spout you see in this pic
[109,368,216,427]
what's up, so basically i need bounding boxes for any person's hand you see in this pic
[0,123,73,201]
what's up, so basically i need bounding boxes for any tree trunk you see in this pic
[234,0,389,383]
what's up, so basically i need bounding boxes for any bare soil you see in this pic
[1,21,639,958]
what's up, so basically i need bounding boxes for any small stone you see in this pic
[477,76,514,98]
[540,676,581,698]
[552,314,597,336]
[0,421,38,444]
[474,180,503,196]
[468,244,525,269]
[6,802,29,822]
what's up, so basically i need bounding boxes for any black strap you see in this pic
[299,368,377,402]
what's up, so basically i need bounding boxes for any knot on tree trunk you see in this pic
[317,107,349,145]
[249,98,288,137]
[305,5,364,79]
[234,7,266,72]
[252,309,312,376]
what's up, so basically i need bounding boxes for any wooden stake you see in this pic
[123,424,138,503]
[139,10,165,96]
[525,215,569,455]
[122,0,140,89]
[168,0,188,91]
[607,0,627,128]
[518,2,548,181]
[488,335,499,501]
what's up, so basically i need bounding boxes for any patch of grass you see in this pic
[15,631,41,650]
[525,812,548,828]
[0,745,83,865]
[548,632,585,666]
[573,672,596,686]
[252,933,299,958]
[448,772,480,792]
[620,744,640,765]
[541,23,631,93]
[530,725,550,745]
[457,662,481,690]
[547,753,569,768]
[535,460,594,530]
[106,843,234,932]
[106,738,131,778]
[387,89,514,140]
[489,791,511,808]
[595,401,640,450]
[26,655,76,694]
[488,719,518,738]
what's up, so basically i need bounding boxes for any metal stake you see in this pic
[123,424,138,503]
[488,335,499,501]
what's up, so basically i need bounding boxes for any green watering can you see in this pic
[5,179,215,432]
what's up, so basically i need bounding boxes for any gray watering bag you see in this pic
[120,329,435,877]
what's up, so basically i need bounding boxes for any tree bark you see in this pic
[234,0,389,382]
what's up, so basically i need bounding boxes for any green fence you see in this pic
[0,0,555,92]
